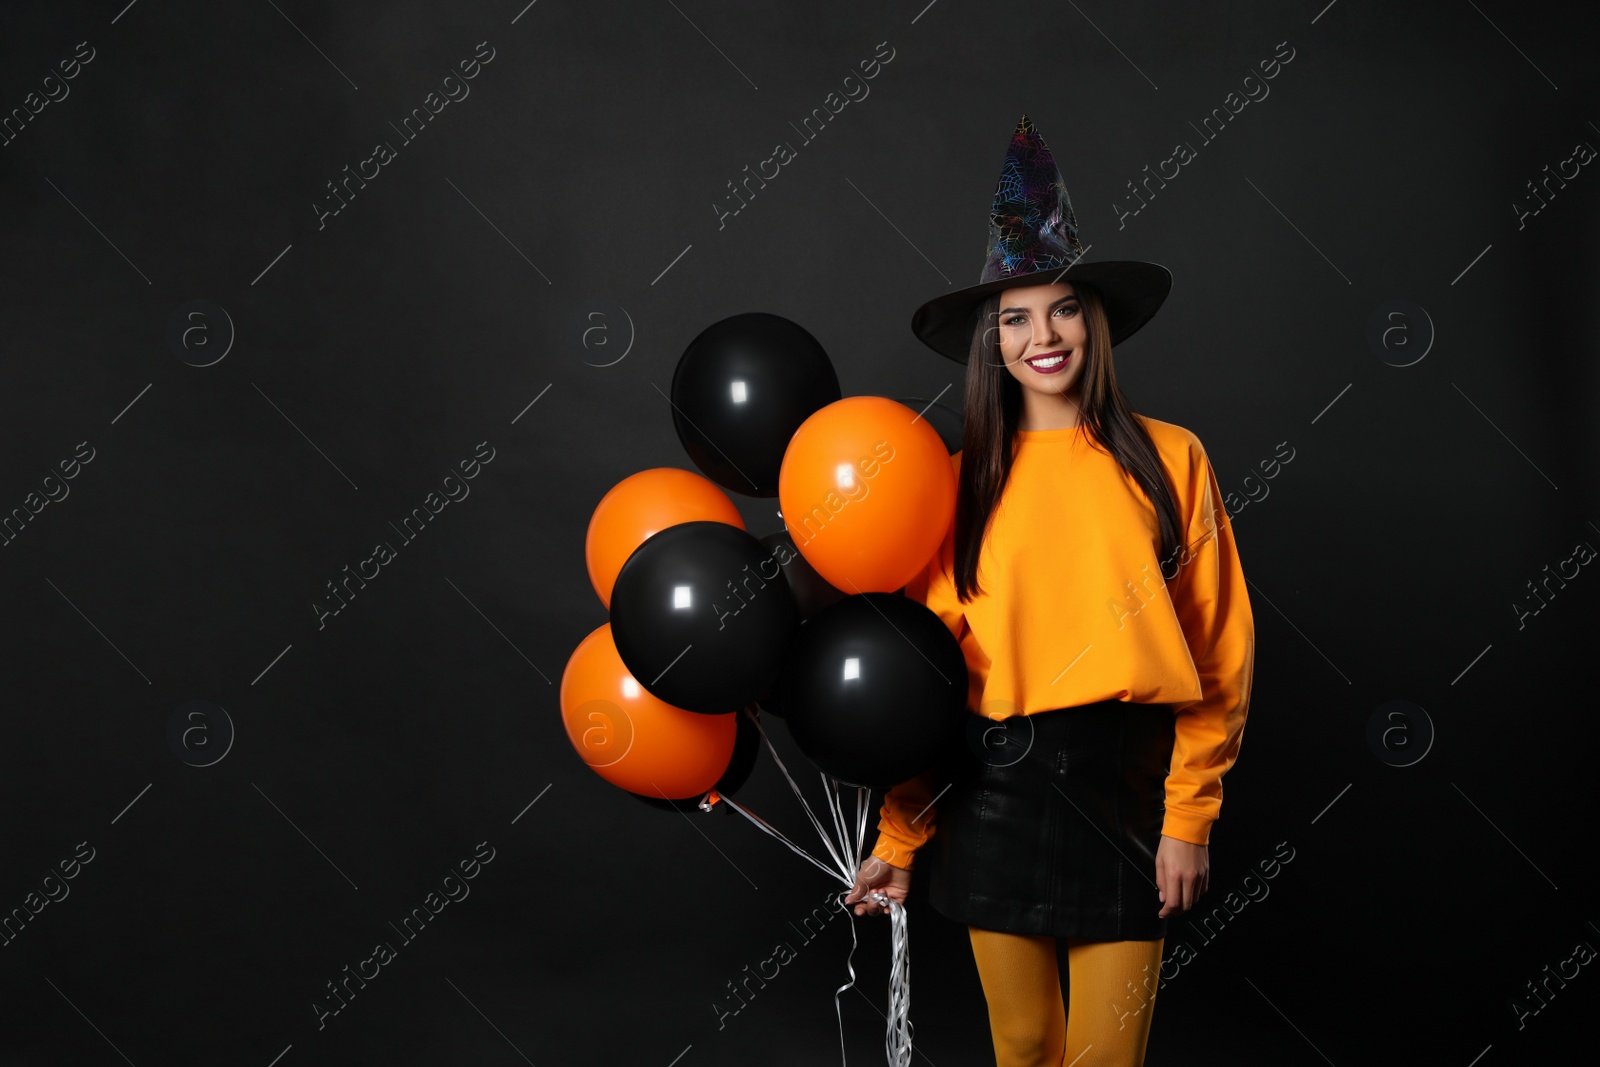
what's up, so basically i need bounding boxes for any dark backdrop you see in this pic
[2,1,1597,1064]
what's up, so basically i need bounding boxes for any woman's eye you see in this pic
[1056,304,1078,317]
[1002,315,1025,326]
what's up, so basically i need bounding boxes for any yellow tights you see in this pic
[967,926,1163,1067]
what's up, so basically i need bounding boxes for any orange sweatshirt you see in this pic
[871,414,1255,870]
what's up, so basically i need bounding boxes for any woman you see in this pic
[844,116,1255,1067]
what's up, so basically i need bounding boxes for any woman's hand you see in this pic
[844,856,912,917]
[1155,834,1210,918]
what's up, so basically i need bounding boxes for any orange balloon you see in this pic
[777,396,956,593]
[586,467,745,609]
[559,623,739,799]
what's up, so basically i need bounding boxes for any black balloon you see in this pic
[628,707,764,814]
[758,529,846,622]
[611,521,799,715]
[671,313,841,497]
[773,592,969,789]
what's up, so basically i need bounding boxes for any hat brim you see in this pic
[911,260,1172,363]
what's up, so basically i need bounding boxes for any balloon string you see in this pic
[824,780,911,1067]
[723,712,864,1064]
[746,704,852,877]
[718,702,912,1067]
[848,784,864,871]
[715,791,847,886]
[834,885,863,1067]
[886,898,914,1066]
[853,784,870,873]
[822,771,854,872]
[747,704,849,873]
[858,786,873,875]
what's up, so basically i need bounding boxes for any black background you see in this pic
[2,1,1597,1064]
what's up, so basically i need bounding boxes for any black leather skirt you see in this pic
[925,699,1176,942]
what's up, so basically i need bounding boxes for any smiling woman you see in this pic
[846,114,1255,1067]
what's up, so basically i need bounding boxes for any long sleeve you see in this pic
[870,766,942,870]
[1159,445,1255,846]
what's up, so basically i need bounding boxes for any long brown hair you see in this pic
[951,281,1183,602]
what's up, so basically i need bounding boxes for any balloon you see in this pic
[611,520,799,714]
[773,592,968,789]
[586,468,745,610]
[758,529,846,622]
[628,707,764,813]
[777,396,956,593]
[671,313,841,497]
[559,623,738,799]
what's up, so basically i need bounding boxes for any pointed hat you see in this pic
[911,114,1171,363]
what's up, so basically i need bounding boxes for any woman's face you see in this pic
[992,281,1088,401]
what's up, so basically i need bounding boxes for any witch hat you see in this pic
[911,114,1172,363]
